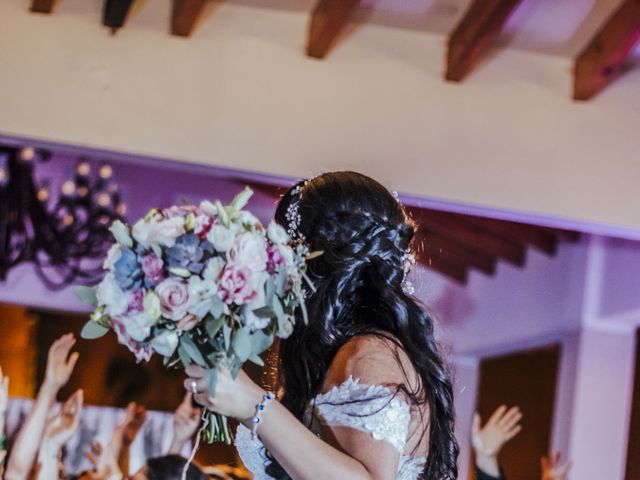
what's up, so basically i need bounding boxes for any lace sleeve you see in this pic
[309,376,411,454]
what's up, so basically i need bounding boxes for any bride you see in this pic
[184,172,458,480]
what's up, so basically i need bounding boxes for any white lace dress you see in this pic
[235,376,427,480]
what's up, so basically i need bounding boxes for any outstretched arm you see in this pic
[36,389,84,480]
[5,333,79,480]
[472,405,522,479]
[186,335,418,480]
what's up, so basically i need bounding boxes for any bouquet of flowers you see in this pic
[75,187,312,443]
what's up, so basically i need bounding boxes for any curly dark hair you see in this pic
[263,171,458,479]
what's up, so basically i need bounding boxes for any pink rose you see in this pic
[142,252,164,284]
[218,265,256,305]
[155,277,191,321]
[127,289,145,314]
[110,318,153,363]
[266,245,286,274]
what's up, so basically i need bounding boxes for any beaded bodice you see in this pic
[235,376,426,479]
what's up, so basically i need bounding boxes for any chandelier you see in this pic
[0,144,126,289]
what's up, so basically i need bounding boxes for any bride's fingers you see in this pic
[185,364,207,378]
[183,376,209,395]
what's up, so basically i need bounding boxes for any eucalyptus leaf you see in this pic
[180,335,206,366]
[205,316,225,338]
[207,368,218,397]
[178,345,191,369]
[74,286,98,307]
[251,330,274,356]
[272,296,286,325]
[276,269,287,297]
[223,324,231,351]
[232,327,252,362]
[210,296,226,319]
[265,277,276,305]
[248,353,265,367]
[80,321,109,339]
[252,306,274,319]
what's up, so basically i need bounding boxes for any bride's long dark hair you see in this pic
[267,171,458,479]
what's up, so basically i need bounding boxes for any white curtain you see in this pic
[5,397,189,475]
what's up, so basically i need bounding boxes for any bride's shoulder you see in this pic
[320,333,420,395]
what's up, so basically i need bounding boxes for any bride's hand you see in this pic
[183,365,265,423]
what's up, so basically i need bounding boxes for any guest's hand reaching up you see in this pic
[168,392,201,454]
[85,441,122,480]
[541,449,572,480]
[44,333,80,394]
[112,402,146,475]
[37,390,84,480]
[0,367,9,438]
[43,389,84,450]
[472,405,523,477]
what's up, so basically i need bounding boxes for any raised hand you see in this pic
[44,333,80,393]
[114,402,147,448]
[43,389,84,450]
[168,392,201,454]
[472,405,522,477]
[111,402,146,475]
[84,441,122,480]
[541,449,572,480]
[0,367,9,415]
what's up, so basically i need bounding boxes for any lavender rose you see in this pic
[155,277,191,321]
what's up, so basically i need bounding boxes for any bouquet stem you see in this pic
[202,409,233,444]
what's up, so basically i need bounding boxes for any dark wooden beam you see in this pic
[103,0,135,33]
[307,0,360,59]
[445,0,524,81]
[31,0,56,13]
[172,0,208,37]
[459,215,558,255]
[415,230,497,275]
[409,207,526,266]
[417,255,468,284]
[573,0,640,100]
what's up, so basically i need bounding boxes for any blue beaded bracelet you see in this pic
[251,391,276,439]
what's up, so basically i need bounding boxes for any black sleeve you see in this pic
[476,466,506,480]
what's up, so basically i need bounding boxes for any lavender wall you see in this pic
[2,142,640,479]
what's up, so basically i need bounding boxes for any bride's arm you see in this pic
[185,336,414,480]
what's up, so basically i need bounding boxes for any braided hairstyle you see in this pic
[267,171,458,479]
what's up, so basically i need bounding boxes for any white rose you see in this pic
[150,330,179,356]
[242,272,270,330]
[203,257,225,281]
[277,244,298,276]
[109,220,133,248]
[132,215,185,248]
[267,222,290,245]
[121,312,156,342]
[230,232,268,272]
[103,244,122,272]
[97,273,130,317]
[207,224,235,252]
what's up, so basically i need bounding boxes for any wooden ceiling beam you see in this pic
[31,0,56,13]
[307,0,360,59]
[417,255,468,284]
[171,0,208,37]
[103,0,135,33]
[409,207,526,266]
[574,0,640,100]
[445,0,524,82]
[415,230,497,275]
[457,215,558,255]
